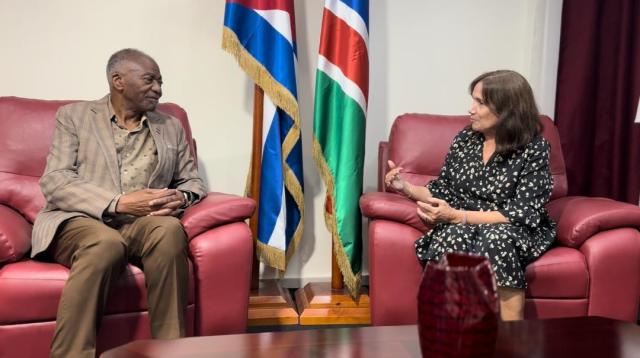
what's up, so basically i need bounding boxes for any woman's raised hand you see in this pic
[384,160,406,191]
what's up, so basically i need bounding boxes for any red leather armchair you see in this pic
[0,97,255,357]
[361,113,640,325]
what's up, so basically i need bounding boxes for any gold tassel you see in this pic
[312,138,362,299]
[222,28,301,128]
[255,240,286,271]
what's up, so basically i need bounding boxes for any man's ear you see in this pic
[111,72,125,91]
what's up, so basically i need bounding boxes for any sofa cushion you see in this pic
[0,205,32,264]
[0,173,45,225]
[389,114,467,181]
[0,260,195,324]
[525,246,589,299]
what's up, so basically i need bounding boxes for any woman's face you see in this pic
[468,82,499,137]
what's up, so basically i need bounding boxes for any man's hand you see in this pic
[116,188,185,217]
[416,197,461,224]
[148,189,186,216]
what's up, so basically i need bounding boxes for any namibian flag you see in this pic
[222,0,304,272]
[313,0,369,297]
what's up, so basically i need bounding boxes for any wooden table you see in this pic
[101,316,640,357]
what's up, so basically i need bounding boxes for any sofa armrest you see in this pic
[188,222,253,335]
[181,192,256,240]
[578,228,640,322]
[0,205,32,263]
[546,196,640,248]
[360,192,429,233]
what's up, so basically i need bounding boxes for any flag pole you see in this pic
[249,84,264,288]
[331,243,343,289]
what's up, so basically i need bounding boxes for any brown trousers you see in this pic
[48,216,188,358]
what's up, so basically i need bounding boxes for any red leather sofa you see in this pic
[361,113,640,325]
[0,97,255,357]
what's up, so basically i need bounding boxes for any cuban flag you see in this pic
[223,0,304,271]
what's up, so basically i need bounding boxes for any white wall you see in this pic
[0,0,561,286]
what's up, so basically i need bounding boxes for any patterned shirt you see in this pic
[103,98,196,222]
[428,127,556,231]
[104,99,158,219]
[111,115,158,194]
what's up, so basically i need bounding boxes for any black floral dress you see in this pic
[415,127,556,289]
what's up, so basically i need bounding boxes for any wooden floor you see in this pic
[248,288,371,333]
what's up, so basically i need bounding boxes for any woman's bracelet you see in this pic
[460,210,467,225]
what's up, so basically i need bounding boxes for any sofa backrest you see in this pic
[385,113,568,200]
[0,96,196,223]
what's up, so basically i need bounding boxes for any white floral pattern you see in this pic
[415,128,557,288]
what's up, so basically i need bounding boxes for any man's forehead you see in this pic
[122,56,160,74]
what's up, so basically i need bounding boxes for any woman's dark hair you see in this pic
[469,70,543,154]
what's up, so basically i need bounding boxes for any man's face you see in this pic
[116,56,163,112]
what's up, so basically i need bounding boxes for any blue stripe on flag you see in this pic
[224,2,298,98]
[258,107,285,248]
[285,190,300,247]
[338,0,369,28]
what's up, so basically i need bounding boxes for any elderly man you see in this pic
[32,48,207,357]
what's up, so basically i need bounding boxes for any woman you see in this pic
[385,70,556,321]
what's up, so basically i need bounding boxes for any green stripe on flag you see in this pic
[313,69,366,296]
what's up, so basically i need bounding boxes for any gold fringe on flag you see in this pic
[245,161,304,272]
[283,164,304,264]
[254,240,285,271]
[222,28,300,128]
[312,137,362,299]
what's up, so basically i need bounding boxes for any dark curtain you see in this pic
[555,0,640,204]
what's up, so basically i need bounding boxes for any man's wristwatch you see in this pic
[180,191,193,209]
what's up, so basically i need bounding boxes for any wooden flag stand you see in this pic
[248,276,298,326]
[246,86,299,326]
[245,86,368,326]
[294,242,370,325]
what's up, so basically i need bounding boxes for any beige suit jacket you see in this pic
[31,95,207,257]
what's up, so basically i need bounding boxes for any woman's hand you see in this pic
[416,197,461,224]
[384,160,406,192]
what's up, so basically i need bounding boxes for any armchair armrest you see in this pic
[360,192,429,233]
[0,205,32,263]
[546,196,640,248]
[181,192,256,240]
[188,222,253,335]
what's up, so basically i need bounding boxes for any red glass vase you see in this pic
[417,252,499,357]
